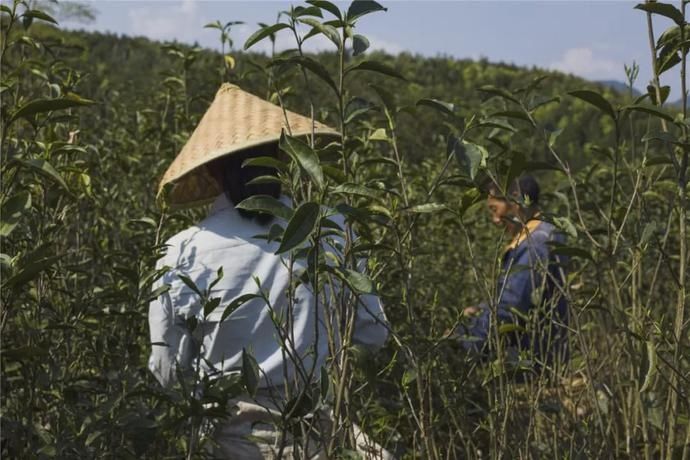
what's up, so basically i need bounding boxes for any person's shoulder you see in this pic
[157,224,204,264]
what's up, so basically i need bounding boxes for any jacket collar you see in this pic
[506,215,542,252]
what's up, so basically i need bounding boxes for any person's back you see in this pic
[149,193,388,389]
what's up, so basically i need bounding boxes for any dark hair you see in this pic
[206,142,281,225]
[486,175,540,207]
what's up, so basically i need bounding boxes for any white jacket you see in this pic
[148,194,389,389]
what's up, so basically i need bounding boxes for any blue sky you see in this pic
[57,1,685,99]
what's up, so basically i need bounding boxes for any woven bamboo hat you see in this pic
[158,83,339,207]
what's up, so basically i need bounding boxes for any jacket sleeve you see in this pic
[352,293,389,350]
[148,260,195,388]
[324,212,390,351]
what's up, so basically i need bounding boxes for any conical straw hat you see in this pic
[158,83,339,207]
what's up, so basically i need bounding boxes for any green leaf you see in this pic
[0,191,31,237]
[416,98,455,117]
[640,222,657,247]
[246,175,281,186]
[451,139,487,180]
[345,60,406,80]
[220,293,260,322]
[241,348,261,397]
[568,90,617,119]
[550,245,593,262]
[9,94,95,125]
[623,104,675,122]
[271,55,338,94]
[478,119,517,133]
[14,158,69,191]
[498,323,525,335]
[280,132,324,189]
[2,254,61,290]
[490,110,535,126]
[352,34,369,55]
[276,202,320,254]
[300,18,341,48]
[634,3,685,26]
[639,340,657,393]
[404,203,448,213]
[402,368,417,388]
[293,5,324,18]
[347,0,387,23]
[236,195,293,221]
[478,85,521,105]
[334,267,376,294]
[332,183,380,199]
[203,297,222,318]
[646,84,671,105]
[178,275,204,299]
[23,9,58,25]
[368,127,389,141]
[242,156,288,171]
[204,20,223,30]
[553,216,578,238]
[244,23,290,50]
[307,0,343,20]
[320,366,331,401]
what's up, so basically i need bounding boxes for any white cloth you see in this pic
[148,194,389,389]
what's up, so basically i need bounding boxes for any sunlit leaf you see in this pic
[404,203,447,213]
[451,138,487,180]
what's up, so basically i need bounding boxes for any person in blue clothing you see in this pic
[459,175,569,372]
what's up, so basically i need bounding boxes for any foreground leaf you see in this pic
[276,202,320,254]
[568,90,617,120]
[236,195,293,221]
[280,132,324,189]
[0,191,31,237]
[242,349,261,397]
[9,94,95,125]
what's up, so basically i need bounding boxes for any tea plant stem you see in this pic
[643,1,669,133]
[665,4,689,458]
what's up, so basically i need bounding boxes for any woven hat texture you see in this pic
[158,83,338,207]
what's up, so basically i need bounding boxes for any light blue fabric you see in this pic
[148,194,389,388]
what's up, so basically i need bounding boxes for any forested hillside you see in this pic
[2,1,688,459]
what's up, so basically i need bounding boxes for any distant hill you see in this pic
[596,79,642,97]
[31,25,635,170]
